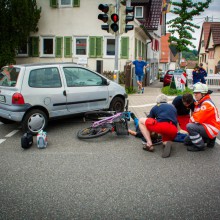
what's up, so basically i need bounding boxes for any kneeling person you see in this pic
[139,94,178,158]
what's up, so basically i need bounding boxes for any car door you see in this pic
[62,66,109,113]
[21,66,68,117]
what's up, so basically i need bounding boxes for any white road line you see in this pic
[130,101,172,108]
[216,138,220,146]
[5,130,19,138]
[0,139,6,144]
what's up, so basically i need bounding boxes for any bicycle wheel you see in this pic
[77,126,111,139]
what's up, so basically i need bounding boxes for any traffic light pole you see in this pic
[114,0,120,83]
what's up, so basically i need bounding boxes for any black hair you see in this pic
[182,93,193,104]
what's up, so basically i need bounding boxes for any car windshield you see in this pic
[173,69,184,75]
[0,66,20,87]
[167,71,174,75]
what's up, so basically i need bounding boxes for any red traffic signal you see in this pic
[111,13,119,23]
[110,13,119,33]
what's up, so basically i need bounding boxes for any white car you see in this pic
[0,63,128,134]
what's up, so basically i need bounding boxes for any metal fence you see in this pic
[188,74,220,89]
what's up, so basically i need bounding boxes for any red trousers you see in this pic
[177,115,190,132]
[145,119,178,142]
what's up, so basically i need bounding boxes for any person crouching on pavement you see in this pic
[172,93,194,133]
[138,94,178,158]
[184,82,220,151]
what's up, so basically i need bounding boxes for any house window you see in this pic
[17,43,28,57]
[135,6,143,18]
[60,0,72,7]
[75,37,87,56]
[41,37,55,57]
[105,38,115,56]
[201,40,204,47]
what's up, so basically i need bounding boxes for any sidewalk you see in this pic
[128,80,220,118]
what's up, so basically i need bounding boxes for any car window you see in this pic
[173,70,184,75]
[63,67,103,87]
[167,71,174,75]
[29,67,62,88]
[0,67,20,87]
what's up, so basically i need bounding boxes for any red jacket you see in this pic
[190,95,220,138]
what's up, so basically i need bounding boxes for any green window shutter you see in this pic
[89,37,96,58]
[135,38,137,59]
[121,37,129,59]
[30,37,39,57]
[64,37,72,58]
[56,37,63,57]
[96,37,103,58]
[73,0,80,7]
[50,0,58,8]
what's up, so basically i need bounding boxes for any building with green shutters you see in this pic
[15,0,163,83]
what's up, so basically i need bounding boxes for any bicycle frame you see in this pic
[92,111,130,127]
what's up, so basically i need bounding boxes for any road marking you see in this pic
[130,101,172,108]
[0,122,3,125]
[0,139,6,144]
[5,130,19,137]
[216,138,220,146]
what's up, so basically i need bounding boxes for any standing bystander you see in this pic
[129,56,148,94]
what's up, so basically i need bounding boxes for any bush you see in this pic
[102,71,125,84]
[161,86,193,96]
[126,86,136,94]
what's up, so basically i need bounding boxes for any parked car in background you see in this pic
[159,71,165,82]
[163,70,174,86]
[163,69,187,87]
[0,63,128,134]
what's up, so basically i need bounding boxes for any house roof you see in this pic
[198,22,220,52]
[131,0,150,4]
[133,0,162,30]
[186,60,198,69]
[211,23,220,46]
[160,33,170,63]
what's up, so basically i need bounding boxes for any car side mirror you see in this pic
[102,78,109,85]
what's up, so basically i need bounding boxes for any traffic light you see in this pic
[120,4,134,34]
[110,13,119,33]
[98,4,110,32]
[98,4,115,34]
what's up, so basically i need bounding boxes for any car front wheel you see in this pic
[109,97,125,112]
[22,109,48,135]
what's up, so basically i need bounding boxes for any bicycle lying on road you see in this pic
[77,110,131,139]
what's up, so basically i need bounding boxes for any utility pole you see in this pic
[114,0,120,83]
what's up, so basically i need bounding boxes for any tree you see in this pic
[167,0,211,67]
[182,49,198,61]
[0,0,41,67]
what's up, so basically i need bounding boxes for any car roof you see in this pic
[8,62,79,68]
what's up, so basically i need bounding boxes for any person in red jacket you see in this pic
[184,82,220,151]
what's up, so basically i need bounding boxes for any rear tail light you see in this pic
[12,93,25,104]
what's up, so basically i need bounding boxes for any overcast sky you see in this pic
[166,0,220,50]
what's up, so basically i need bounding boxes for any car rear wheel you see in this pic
[109,97,125,112]
[22,109,48,135]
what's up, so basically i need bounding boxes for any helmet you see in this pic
[193,82,208,93]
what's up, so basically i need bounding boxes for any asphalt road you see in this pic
[0,117,220,220]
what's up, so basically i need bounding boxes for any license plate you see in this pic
[0,95,5,103]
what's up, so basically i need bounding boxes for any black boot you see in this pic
[206,137,216,148]
[184,135,193,146]
[187,145,205,152]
